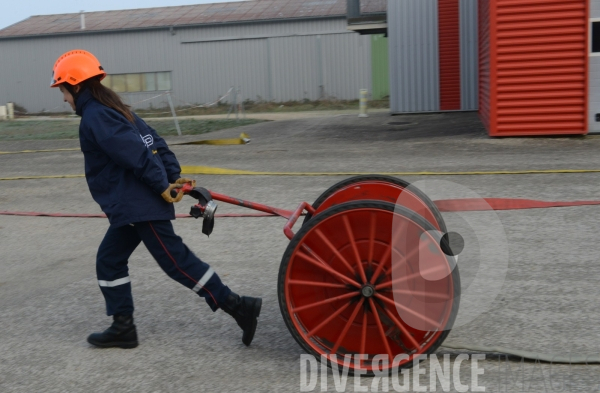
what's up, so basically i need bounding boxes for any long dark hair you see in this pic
[79,77,135,123]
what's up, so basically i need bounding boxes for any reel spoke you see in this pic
[342,215,368,283]
[331,298,365,354]
[292,291,358,313]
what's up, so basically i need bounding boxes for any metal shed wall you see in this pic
[589,0,600,133]
[0,18,371,113]
[481,0,588,136]
[389,0,440,113]
[460,0,479,110]
[439,0,462,110]
[388,0,478,114]
[478,0,492,130]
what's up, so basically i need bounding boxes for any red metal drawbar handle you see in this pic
[177,183,315,240]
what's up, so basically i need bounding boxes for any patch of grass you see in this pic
[0,118,266,141]
[19,98,390,119]
[0,120,79,141]
[135,98,390,118]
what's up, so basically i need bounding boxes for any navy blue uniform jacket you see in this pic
[76,89,181,228]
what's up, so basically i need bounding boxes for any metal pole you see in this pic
[237,87,242,121]
[266,38,273,102]
[359,89,369,118]
[234,88,239,120]
[316,35,324,100]
[166,92,182,136]
[236,87,245,120]
[240,91,246,119]
[227,87,235,120]
[7,102,14,120]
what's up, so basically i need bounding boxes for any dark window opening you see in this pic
[592,21,600,53]
[101,71,172,93]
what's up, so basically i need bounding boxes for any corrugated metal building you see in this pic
[384,0,597,136]
[590,0,600,133]
[0,0,385,113]
[387,0,479,114]
[479,0,589,136]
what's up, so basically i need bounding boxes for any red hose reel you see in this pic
[177,175,460,375]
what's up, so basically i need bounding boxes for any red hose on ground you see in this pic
[434,198,600,212]
[0,211,278,218]
[2,198,600,219]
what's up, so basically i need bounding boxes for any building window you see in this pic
[101,72,172,92]
[592,20,600,54]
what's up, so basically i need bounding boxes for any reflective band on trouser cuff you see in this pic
[98,277,131,287]
[192,267,214,293]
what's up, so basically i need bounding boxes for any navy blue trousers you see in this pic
[96,220,231,316]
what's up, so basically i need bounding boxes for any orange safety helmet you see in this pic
[50,49,106,88]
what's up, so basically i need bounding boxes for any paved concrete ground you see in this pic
[1,112,600,392]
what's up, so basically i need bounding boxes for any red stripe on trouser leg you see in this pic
[147,222,219,307]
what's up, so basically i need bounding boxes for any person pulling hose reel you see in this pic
[50,49,261,348]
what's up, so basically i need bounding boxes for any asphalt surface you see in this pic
[1,111,600,392]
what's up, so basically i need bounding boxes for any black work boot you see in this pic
[87,314,138,349]
[221,292,262,346]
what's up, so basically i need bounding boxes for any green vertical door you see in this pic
[371,34,389,100]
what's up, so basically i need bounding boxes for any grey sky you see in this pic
[1,0,242,30]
